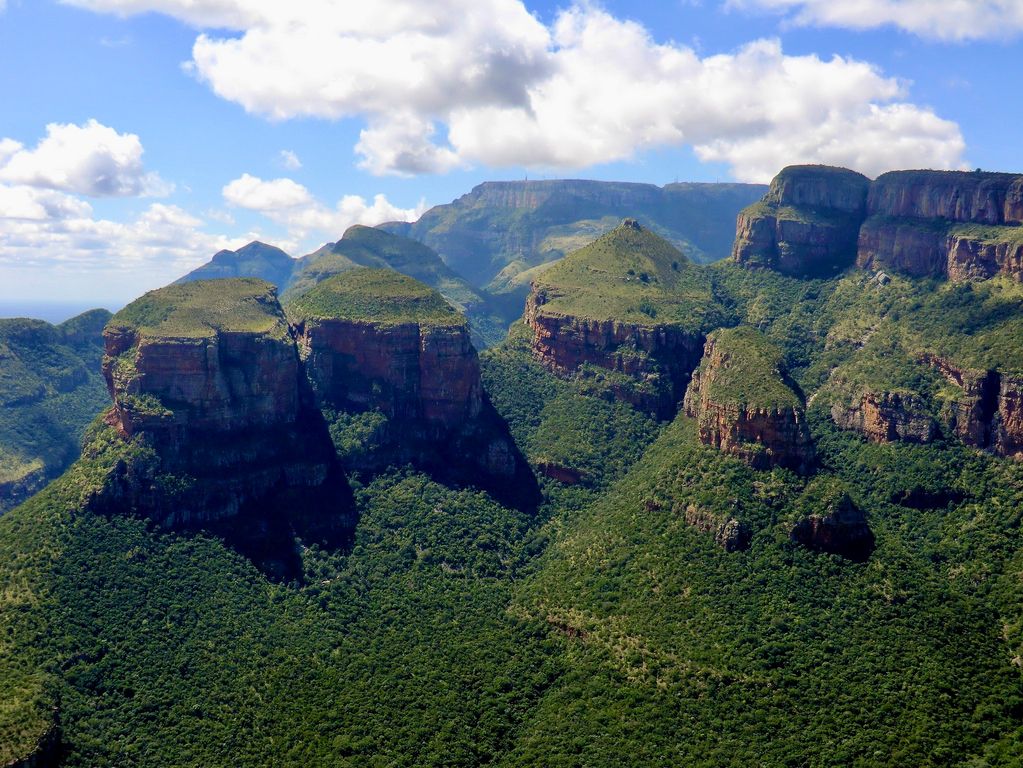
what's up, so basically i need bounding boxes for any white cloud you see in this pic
[728,0,1023,41]
[0,120,170,197]
[278,149,302,170]
[222,173,426,240]
[0,182,245,299]
[63,0,968,181]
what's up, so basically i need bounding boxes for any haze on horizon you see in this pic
[1,0,1021,305]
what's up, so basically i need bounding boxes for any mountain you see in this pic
[0,308,111,512]
[380,179,767,294]
[177,226,509,347]
[6,169,1023,767]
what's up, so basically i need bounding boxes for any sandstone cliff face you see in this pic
[683,330,815,473]
[295,318,482,430]
[830,391,938,444]
[732,166,870,277]
[856,171,1023,281]
[920,354,1023,459]
[525,288,704,418]
[867,171,1023,225]
[100,280,352,557]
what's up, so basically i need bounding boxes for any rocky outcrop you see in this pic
[732,165,870,278]
[790,484,873,561]
[856,171,1023,281]
[525,290,704,418]
[830,391,938,444]
[867,170,1023,225]
[683,329,815,473]
[920,354,1023,459]
[289,269,537,505]
[681,503,751,552]
[99,279,353,567]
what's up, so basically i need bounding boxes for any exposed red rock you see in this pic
[99,280,352,557]
[830,391,938,444]
[524,289,704,419]
[683,331,815,473]
[867,170,1023,225]
[731,165,869,277]
[946,233,1023,282]
[855,217,949,277]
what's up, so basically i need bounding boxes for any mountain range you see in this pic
[3,167,1023,767]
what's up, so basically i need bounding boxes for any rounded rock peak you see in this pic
[620,218,642,231]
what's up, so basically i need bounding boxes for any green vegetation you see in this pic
[531,222,726,330]
[8,228,1023,767]
[287,268,462,327]
[695,326,802,409]
[109,278,288,340]
[951,222,1023,247]
[0,310,111,512]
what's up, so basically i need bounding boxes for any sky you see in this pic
[1,0,1022,309]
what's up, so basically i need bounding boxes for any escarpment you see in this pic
[288,268,536,503]
[830,391,938,445]
[858,171,1023,281]
[734,167,1023,283]
[683,327,815,473]
[100,278,353,560]
[731,165,870,278]
[525,220,722,418]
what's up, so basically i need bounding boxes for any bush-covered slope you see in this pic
[0,309,111,513]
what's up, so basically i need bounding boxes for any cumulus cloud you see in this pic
[222,173,426,240]
[0,182,243,296]
[0,120,170,197]
[64,0,968,181]
[729,0,1023,42]
[278,149,302,170]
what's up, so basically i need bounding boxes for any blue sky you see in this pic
[1,0,1021,308]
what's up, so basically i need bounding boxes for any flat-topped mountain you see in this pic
[102,278,353,560]
[0,309,111,512]
[683,327,815,473]
[290,268,536,504]
[524,219,726,418]
[382,179,767,293]
[735,165,1023,283]
[732,165,870,277]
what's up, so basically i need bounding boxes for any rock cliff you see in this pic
[856,170,1023,281]
[790,478,874,561]
[100,278,353,569]
[683,327,815,473]
[732,165,870,278]
[288,268,536,504]
[525,220,722,418]
[830,391,938,444]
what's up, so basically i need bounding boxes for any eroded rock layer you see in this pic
[683,328,815,473]
[100,278,352,555]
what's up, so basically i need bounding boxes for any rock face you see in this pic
[922,355,1023,459]
[681,503,751,552]
[856,171,1023,281]
[288,269,537,504]
[525,290,704,417]
[732,165,870,277]
[683,328,815,473]
[100,278,353,563]
[830,391,938,444]
[790,482,874,561]
[524,220,721,419]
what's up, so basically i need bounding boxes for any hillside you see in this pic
[381,179,766,294]
[5,169,1023,767]
[0,309,111,513]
